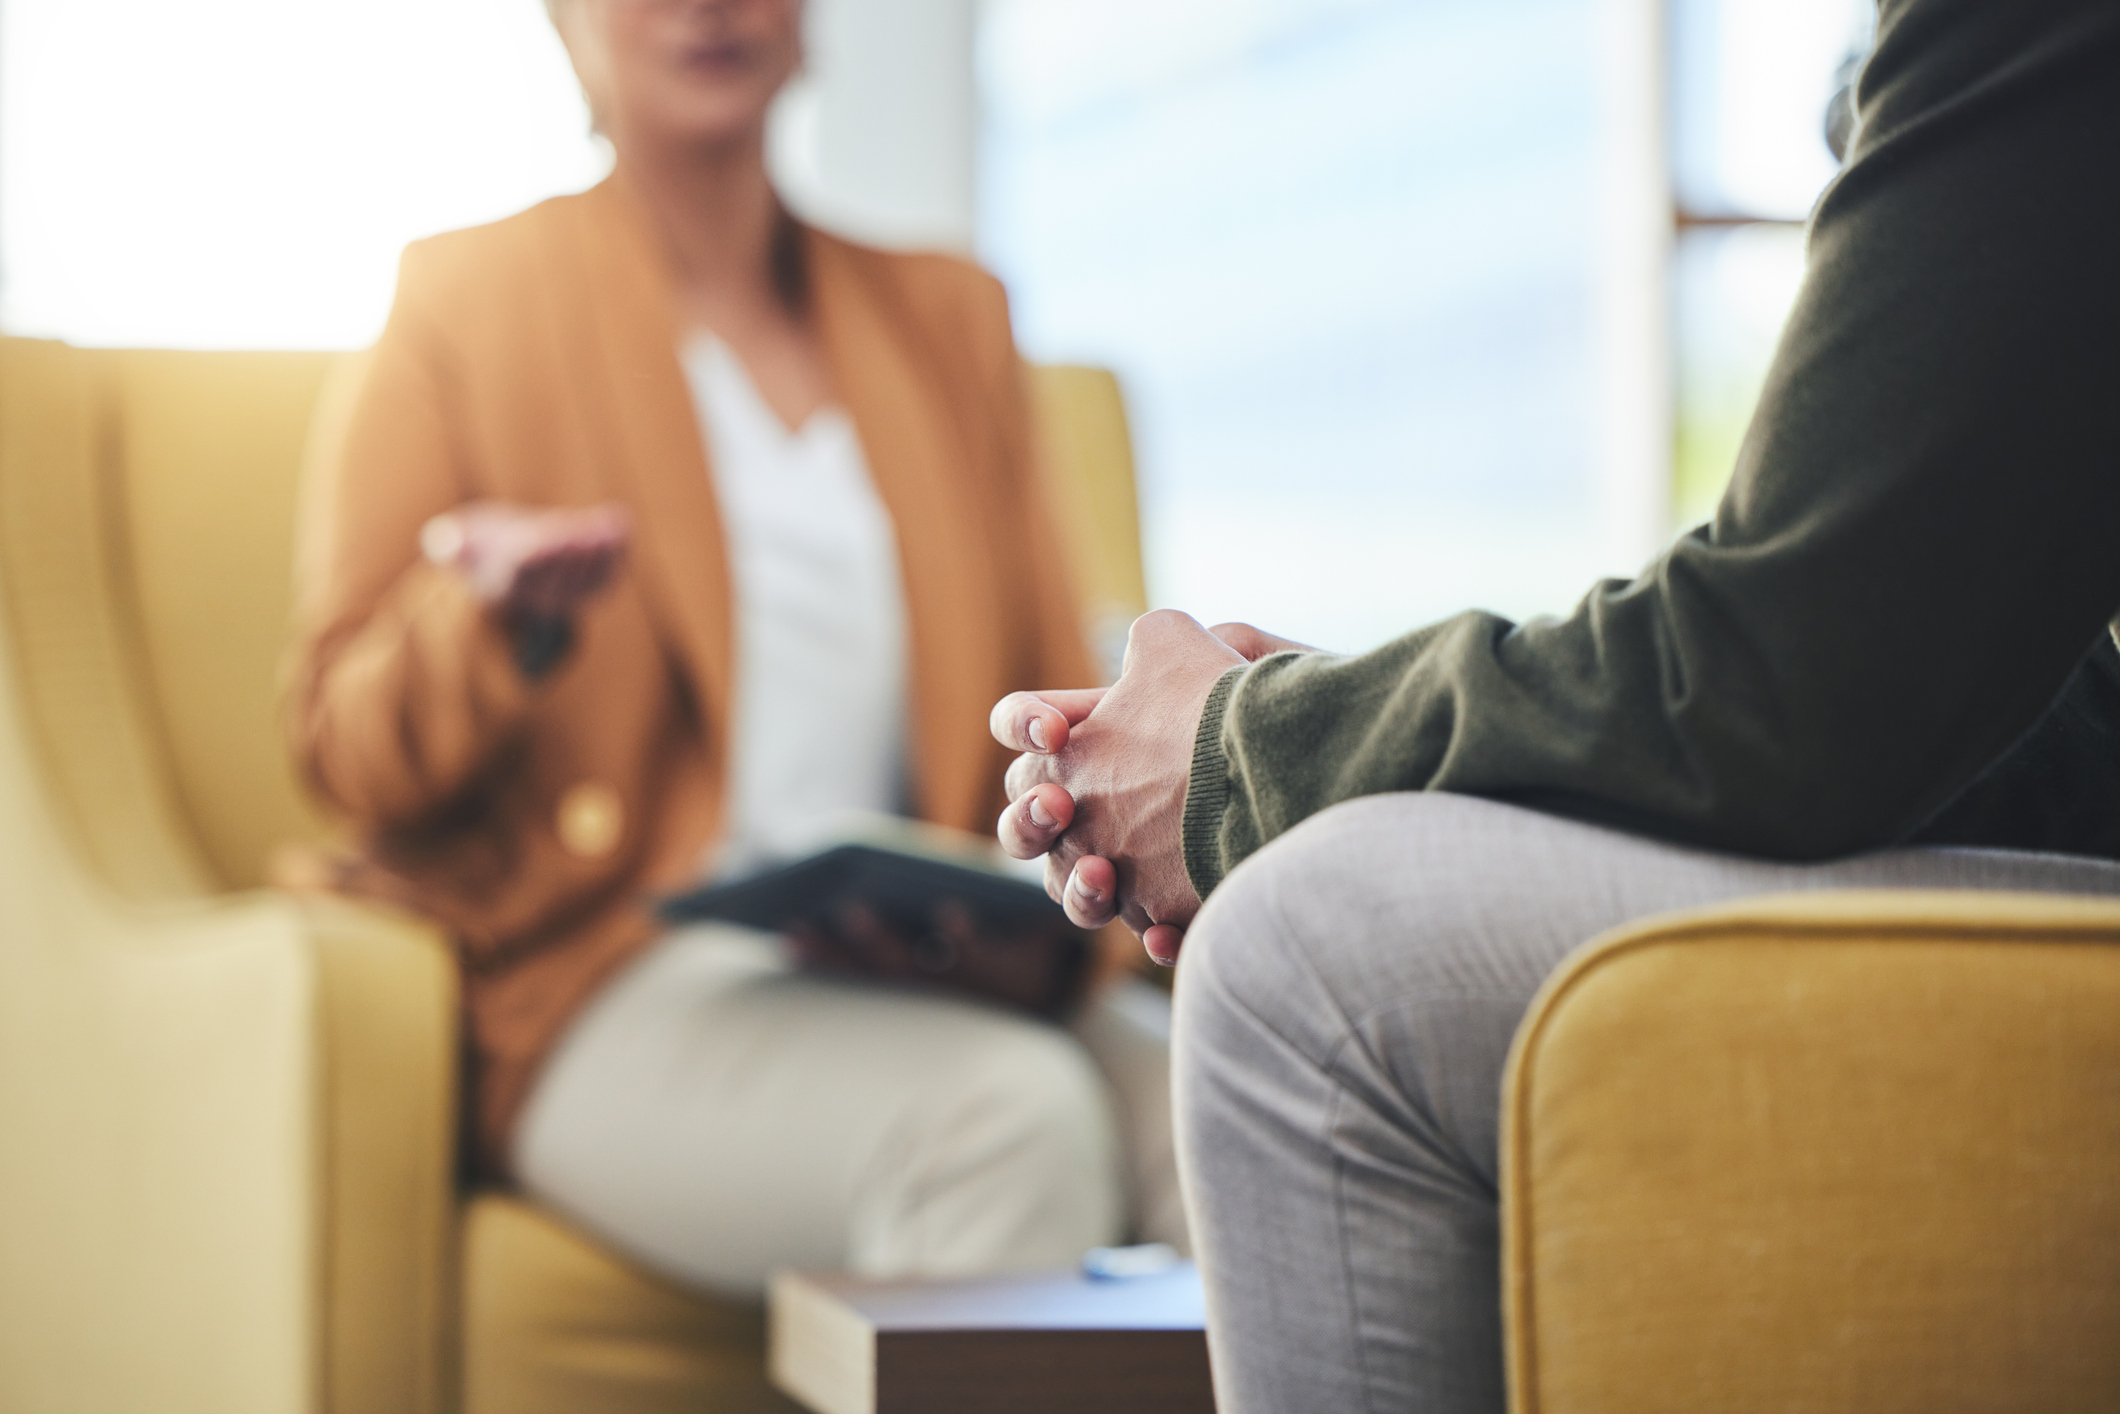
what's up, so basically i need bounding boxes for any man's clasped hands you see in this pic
[990,612,1313,965]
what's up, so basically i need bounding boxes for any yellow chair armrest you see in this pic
[0,884,456,1414]
[1502,889,2120,1414]
[303,892,459,1414]
[3,335,454,1412]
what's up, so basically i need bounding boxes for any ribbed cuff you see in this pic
[1181,666,1245,902]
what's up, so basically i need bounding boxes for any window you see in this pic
[979,0,1632,652]
[1668,0,1872,524]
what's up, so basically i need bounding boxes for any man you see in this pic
[989,0,2120,1407]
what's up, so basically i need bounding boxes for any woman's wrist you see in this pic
[503,608,575,681]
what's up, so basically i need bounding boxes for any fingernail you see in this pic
[1028,796,1057,830]
[1070,873,1106,904]
[1027,716,1050,751]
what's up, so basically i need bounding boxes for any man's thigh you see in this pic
[1182,792,2120,1178]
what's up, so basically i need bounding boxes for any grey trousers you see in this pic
[1171,794,2120,1414]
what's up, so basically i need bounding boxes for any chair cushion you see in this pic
[462,1194,801,1414]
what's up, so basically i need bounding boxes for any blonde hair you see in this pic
[542,0,606,135]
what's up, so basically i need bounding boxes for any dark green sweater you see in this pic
[1183,0,2120,899]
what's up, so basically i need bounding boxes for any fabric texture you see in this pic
[513,926,1187,1294]
[461,1194,801,1414]
[1182,0,2120,899]
[682,333,910,879]
[1504,889,2120,1414]
[1172,792,2120,1414]
[283,175,1094,1171]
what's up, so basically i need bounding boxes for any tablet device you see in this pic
[657,819,1064,934]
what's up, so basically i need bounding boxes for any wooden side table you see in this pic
[768,1264,1214,1414]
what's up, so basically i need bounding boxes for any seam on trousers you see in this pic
[1207,867,1512,1410]
[1195,879,1382,1410]
[1347,988,1534,1194]
[1269,858,1521,1408]
[1262,866,1392,1412]
[1324,1043,1389,1414]
[1274,881,1521,1405]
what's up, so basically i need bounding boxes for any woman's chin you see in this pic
[620,92,779,153]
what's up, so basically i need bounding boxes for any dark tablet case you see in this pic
[657,843,1064,933]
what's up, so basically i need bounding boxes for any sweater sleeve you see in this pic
[1907,632,2120,858]
[284,248,543,830]
[1183,0,2120,897]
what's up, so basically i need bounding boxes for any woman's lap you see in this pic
[1173,793,2120,1414]
[515,926,1128,1295]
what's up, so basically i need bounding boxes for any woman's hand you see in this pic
[420,500,633,621]
[786,902,1093,1018]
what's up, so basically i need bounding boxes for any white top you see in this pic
[682,333,910,879]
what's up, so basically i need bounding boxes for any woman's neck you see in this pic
[611,125,834,432]
[613,129,786,316]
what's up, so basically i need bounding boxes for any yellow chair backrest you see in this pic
[0,341,428,1414]
[1027,364,1149,679]
[0,341,336,895]
[0,338,1146,894]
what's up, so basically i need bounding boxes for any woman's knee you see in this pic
[978,1020,1115,1152]
[911,1013,1119,1193]
[861,1014,1122,1271]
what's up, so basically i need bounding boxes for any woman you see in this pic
[287,0,1183,1291]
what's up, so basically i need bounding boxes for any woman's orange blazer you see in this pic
[286,176,1093,1173]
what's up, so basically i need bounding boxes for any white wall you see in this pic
[1591,0,1676,564]
[0,0,604,348]
[776,0,979,253]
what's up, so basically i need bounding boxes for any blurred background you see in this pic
[0,0,1868,652]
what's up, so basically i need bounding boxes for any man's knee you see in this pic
[1178,791,1575,1108]
[1177,800,1386,1086]
[1181,794,1473,1019]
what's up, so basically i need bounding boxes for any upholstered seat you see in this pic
[0,338,1146,1413]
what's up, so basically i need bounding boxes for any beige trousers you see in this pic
[514,925,1187,1296]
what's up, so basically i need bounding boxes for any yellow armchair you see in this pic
[1503,889,2120,1412]
[0,338,1145,1414]
[0,340,458,1414]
